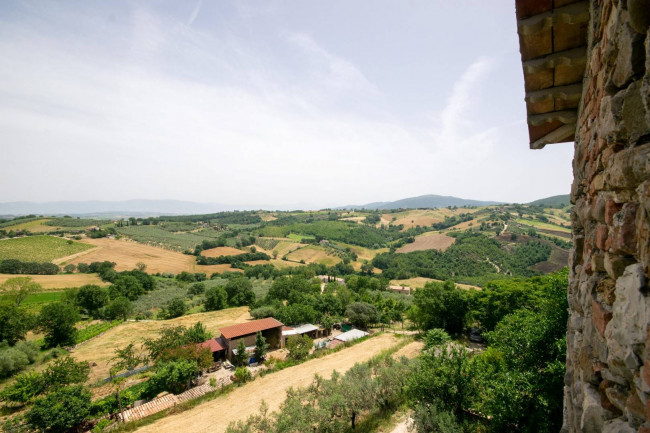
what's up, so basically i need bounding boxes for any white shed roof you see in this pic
[282,323,319,336]
[335,329,369,342]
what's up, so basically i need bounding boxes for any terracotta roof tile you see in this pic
[219,317,284,340]
[199,338,225,352]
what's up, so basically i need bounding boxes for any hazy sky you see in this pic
[0,1,575,208]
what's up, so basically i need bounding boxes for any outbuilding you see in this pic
[218,317,284,362]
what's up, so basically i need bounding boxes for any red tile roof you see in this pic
[219,317,284,340]
[199,338,225,352]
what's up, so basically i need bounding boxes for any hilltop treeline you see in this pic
[196,252,271,265]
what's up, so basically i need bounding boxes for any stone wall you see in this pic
[564,0,650,432]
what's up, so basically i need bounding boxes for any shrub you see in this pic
[38,302,80,348]
[104,297,133,321]
[76,285,109,316]
[0,371,46,404]
[147,360,198,395]
[176,272,196,283]
[188,282,205,296]
[204,286,228,311]
[161,297,187,319]
[286,335,313,361]
[26,385,91,433]
[234,367,252,383]
[44,357,90,388]
[424,328,451,350]
[0,347,30,378]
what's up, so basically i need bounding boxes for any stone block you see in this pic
[581,384,607,432]
[605,253,637,280]
[622,81,650,144]
[611,202,640,255]
[603,419,636,433]
[594,300,614,337]
[612,20,646,88]
[592,252,607,272]
[628,390,647,421]
[628,0,650,35]
[597,224,610,250]
[605,143,650,190]
[606,199,624,225]
[596,277,617,305]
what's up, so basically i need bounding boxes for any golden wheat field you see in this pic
[0,273,108,290]
[58,238,239,275]
[396,232,456,253]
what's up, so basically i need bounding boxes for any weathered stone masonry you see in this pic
[565,1,650,431]
[516,1,650,431]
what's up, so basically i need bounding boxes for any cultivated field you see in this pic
[382,208,481,230]
[71,307,251,382]
[58,238,239,275]
[285,245,341,266]
[253,240,302,258]
[201,246,246,257]
[0,273,108,290]
[137,334,401,433]
[515,218,571,233]
[0,235,94,262]
[269,259,304,269]
[1,218,60,233]
[334,242,388,261]
[390,277,481,291]
[396,233,456,253]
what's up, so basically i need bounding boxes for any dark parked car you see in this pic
[468,327,484,343]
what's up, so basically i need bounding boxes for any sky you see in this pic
[0,0,575,209]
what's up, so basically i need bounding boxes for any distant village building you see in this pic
[317,275,345,285]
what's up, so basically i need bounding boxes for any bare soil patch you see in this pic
[396,233,455,253]
[393,341,424,359]
[136,334,400,433]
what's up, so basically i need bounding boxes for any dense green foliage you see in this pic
[373,232,551,283]
[0,259,59,275]
[196,251,270,265]
[407,270,568,433]
[25,385,92,433]
[38,302,80,348]
[260,220,406,248]
[286,334,313,360]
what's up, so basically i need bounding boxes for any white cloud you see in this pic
[0,3,573,207]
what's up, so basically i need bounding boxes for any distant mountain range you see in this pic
[0,200,230,218]
[337,194,504,210]
[527,194,570,206]
[0,194,570,218]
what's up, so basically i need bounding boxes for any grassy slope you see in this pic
[0,235,94,262]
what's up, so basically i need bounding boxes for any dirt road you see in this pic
[137,334,401,433]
